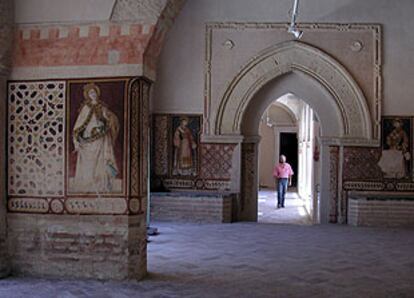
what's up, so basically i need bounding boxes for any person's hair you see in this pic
[83,83,101,100]
[180,116,189,123]
[392,119,403,127]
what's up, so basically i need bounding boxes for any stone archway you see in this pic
[213,41,373,145]
[206,41,376,223]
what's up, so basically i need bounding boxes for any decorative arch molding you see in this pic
[212,41,375,146]
[143,0,187,77]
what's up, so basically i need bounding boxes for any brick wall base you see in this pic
[7,214,147,280]
[348,193,414,228]
[0,237,9,278]
[150,193,234,223]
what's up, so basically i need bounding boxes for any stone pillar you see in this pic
[6,77,151,280]
[0,0,13,278]
[240,140,259,221]
[127,78,152,279]
[319,143,333,224]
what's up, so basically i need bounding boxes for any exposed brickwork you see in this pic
[348,196,414,228]
[150,193,233,223]
[5,78,150,280]
[0,238,9,277]
[13,23,154,67]
[341,144,414,224]
[7,214,147,280]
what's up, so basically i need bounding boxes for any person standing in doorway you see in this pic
[273,154,294,208]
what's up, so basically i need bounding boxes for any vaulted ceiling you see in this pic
[14,0,181,24]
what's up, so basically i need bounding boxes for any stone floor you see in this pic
[258,190,312,225]
[1,221,414,297]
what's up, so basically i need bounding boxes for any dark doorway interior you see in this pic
[279,132,298,187]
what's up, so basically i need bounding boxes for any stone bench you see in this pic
[348,192,414,228]
[150,192,236,223]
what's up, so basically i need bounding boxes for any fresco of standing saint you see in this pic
[172,116,199,176]
[69,82,123,193]
[378,117,411,179]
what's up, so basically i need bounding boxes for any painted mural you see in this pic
[342,116,414,194]
[151,114,235,191]
[377,117,412,179]
[171,115,200,177]
[67,80,127,195]
[7,78,150,215]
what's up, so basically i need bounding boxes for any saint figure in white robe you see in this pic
[71,83,120,193]
[378,119,410,179]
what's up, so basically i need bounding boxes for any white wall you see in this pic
[14,0,115,23]
[296,102,322,220]
[258,103,297,188]
[258,121,275,188]
[297,103,315,217]
[154,0,414,116]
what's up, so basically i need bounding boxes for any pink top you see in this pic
[273,163,294,178]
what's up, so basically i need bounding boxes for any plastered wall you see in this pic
[4,0,174,279]
[258,104,297,188]
[152,0,414,224]
[258,122,275,188]
[154,0,414,116]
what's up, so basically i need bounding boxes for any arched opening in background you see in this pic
[257,94,321,225]
[239,71,345,223]
[211,41,373,224]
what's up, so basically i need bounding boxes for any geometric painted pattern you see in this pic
[8,81,65,196]
[329,146,339,223]
[200,144,235,180]
[129,80,141,198]
[152,115,168,176]
[151,114,235,191]
[343,147,383,181]
[6,78,149,216]
[241,143,257,213]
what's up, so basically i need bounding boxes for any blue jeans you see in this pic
[277,178,288,207]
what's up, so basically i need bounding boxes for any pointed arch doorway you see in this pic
[203,41,375,224]
[257,95,318,225]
